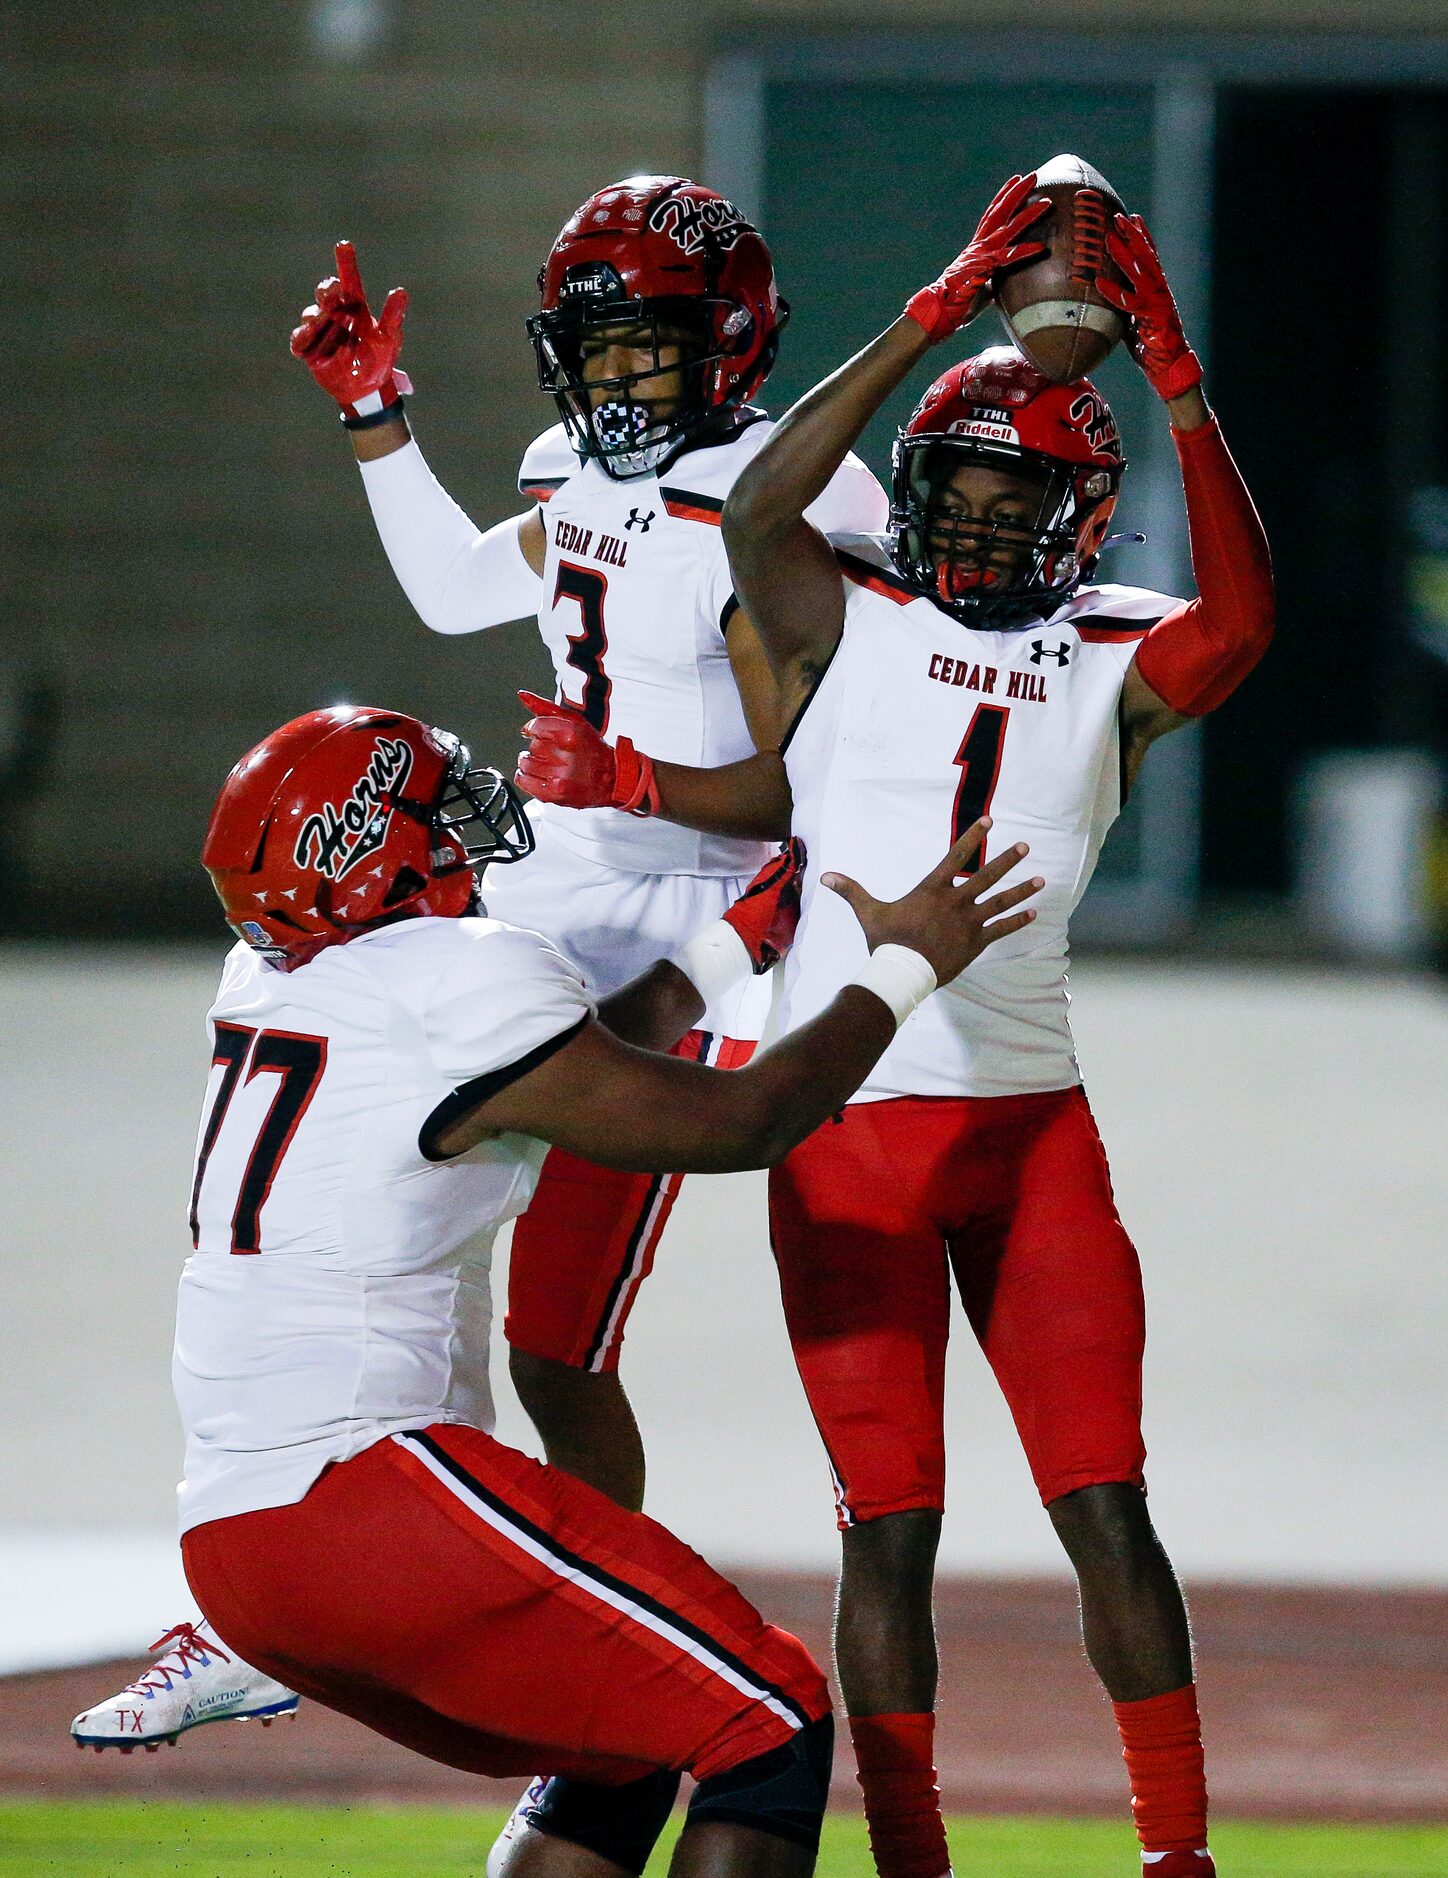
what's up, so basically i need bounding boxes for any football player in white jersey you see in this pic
[149,703,1035,1878]
[285,177,887,1521]
[70,175,886,1765]
[516,176,1274,1878]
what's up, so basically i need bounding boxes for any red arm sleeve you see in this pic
[1132,416,1274,716]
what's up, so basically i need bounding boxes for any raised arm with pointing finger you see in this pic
[291,239,547,632]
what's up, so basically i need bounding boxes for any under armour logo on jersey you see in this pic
[625,508,655,533]
[1030,640,1072,667]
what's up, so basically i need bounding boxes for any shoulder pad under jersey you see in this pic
[517,423,579,504]
[663,416,881,515]
[659,409,772,503]
[828,533,920,606]
[1053,582,1183,635]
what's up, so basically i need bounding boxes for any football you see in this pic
[994,153,1128,384]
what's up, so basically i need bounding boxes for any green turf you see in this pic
[1,1803,1445,1877]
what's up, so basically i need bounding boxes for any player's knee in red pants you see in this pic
[182,1423,828,1786]
[507,1029,756,1374]
[767,1086,1147,1526]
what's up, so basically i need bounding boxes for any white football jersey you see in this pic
[517,414,887,877]
[173,917,593,1535]
[781,538,1179,1099]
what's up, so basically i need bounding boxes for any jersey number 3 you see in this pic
[951,704,1009,866]
[188,1024,328,1254]
[555,562,611,731]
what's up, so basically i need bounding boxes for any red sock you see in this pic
[848,1712,950,1878]
[1112,1683,1210,1857]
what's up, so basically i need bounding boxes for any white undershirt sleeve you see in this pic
[357,438,544,635]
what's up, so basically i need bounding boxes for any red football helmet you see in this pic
[527,174,788,479]
[889,346,1126,629]
[202,706,534,971]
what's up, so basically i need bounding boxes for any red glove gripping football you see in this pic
[904,173,1051,343]
[515,691,660,816]
[290,240,411,423]
[722,838,807,974]
[1094,214,1203,404]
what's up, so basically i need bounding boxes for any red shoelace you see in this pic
[123,1622,232,1696]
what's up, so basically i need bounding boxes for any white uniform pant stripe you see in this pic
[393,1432,803,1731]
[588,1172,682,1374]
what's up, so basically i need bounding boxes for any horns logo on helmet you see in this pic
[646,193,750,255]
[1067,386,1119,458]
[293,735,413,882]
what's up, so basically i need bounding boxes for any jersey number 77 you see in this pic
[189,1024,328,1253]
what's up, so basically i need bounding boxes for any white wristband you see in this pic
[670,920,752,1010]
[850,944,937,1028]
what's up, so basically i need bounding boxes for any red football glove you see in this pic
[722,839,807,973]
[904,173,1051,343]
[1094,213,1203,404]
[515,691,659,816]
[290,240,412,426]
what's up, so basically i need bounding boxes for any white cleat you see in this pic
[69,1621,300,1752]
[486,1775,550,1877]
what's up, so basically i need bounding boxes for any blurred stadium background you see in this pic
[3,0,1446,1855]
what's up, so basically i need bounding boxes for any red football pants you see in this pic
[183,1423,828,1784]
[768,1086,1147,1522]
[507,1028,755,1372]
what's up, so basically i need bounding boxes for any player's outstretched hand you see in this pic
[290,240,411,421]
[1094,213,1202,404]
[903,174,1050,343]
[823,819,1042,984]
[515,690,659,816]
[723,838,806,973]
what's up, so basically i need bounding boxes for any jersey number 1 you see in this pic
[188,1024,328,1254]
[950,704,1009,867]
[555,562,611,731]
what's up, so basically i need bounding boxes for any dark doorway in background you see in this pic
[1204,86,1448,901]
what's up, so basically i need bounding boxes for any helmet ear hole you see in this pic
[383,866,427,910]
[720,304,755,353]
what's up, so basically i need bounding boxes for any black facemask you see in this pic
[889,435,1119,631]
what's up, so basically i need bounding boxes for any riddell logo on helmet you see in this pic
[294,737,414,883]
[646,194,748,255]
[949,410,1020,444]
